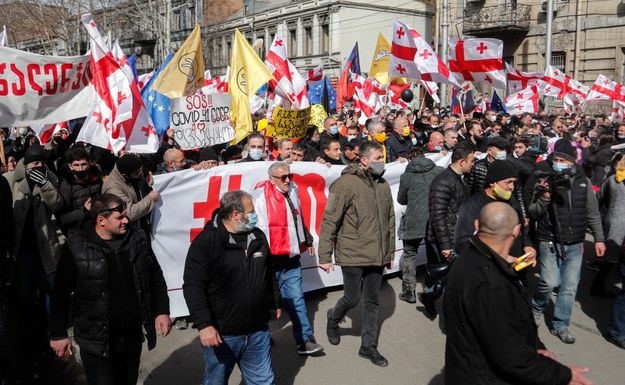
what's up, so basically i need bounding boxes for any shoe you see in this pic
[418,292,437,320]
[326,309,340,345]
[590,287,616,298]
[175,318,188,330]
[607,335,625,350]
[358,345,388,367]
[399,290,416,303]
[298,336,324,355]
[532,311,543,327]
[551,328,575,344]
[586,260,601,272]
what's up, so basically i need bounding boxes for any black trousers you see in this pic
[80,335,142,385]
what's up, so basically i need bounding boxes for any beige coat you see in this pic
[12,160,63,274]
[102,165,155,223]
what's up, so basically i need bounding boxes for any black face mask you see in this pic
[73,170,89,180]
[53,136,63,144]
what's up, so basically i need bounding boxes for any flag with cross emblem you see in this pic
[504,84,540,114]
[584,74,625,106]
[449,38,506,90]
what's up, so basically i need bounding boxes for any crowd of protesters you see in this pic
[1,102,624,385]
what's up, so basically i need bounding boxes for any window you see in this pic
[226,42,232,65]
[305,27,312,56]
[321,24,329,54]
[551,52,565,72]
[289,29,297,57]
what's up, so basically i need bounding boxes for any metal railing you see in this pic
[463,4,532,34]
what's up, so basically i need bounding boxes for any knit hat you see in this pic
[553,138,577,163]
[484,160,517,186]
[199,147,220,162]
[116,154,143,174]
[23,144,47,165]
[486,136,510,150]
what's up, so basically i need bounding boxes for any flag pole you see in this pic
[458,88,466,133]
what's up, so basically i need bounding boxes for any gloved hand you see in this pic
[28,168,48,186]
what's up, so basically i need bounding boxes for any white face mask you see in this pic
[249,148,263,160]
[489,115,497,122]
[347,135,357,141]
[495,150,507,160]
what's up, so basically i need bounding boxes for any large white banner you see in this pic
[152,154,450,317]
[0,46,95,126]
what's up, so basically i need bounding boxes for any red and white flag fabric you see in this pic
[420,80,440,104]
[609,100,625,124]
[352,73,383,126]
[31,121,69,144]
[449,38,506,89]
[537,65,574,104]
[252,180,306,256]
[0,25,7,47]
[137,71,154,90]
[389,20,460,87]
[505,63,542,93]
[265,35,309,109]
[585,74,625,105]
[201,67,229,94]
[301,63,323,84]
[504,84,540,114]
[78,13,158,155]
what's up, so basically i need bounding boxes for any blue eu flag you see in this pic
[141,52,174,135]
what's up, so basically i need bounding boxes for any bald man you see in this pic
[425,131,448,156]
[157,148,187,174]
[385,117,413,162]
[445,202,592,385]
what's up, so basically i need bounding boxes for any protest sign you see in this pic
[170,93,235,150]
[0,46,94,126]
[151,153,451,317]
[266,105,311,139]
[308,104,327,132]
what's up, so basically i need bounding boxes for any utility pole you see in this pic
[440,0,449,108]
[544,0,554,111]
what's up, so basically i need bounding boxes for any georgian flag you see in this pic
[449,38,506,90]
[584,74,625,105]
[537,65,574,105]
[31,121,69,144]
[265,35,309,109]
[505,63,542,93]
[389,20,460,87]
[609,100,625,124]
[352,73,383,126]
[301,63,323,84]
[504,84,540,114]
[78,13,158,154]
[421,80,440,104]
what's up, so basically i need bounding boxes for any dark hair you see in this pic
[342,139,361,152]
[66,147,91,163]
[598,133,615,147]
[292,142,307,155]
[247,133,266,146]
[451,141,475,163]
[219,190,252,220]
[322,138,340,151]
[359,140,383,158]
[407,147,425,161]
[90,193,125,219]
[513,136,531,147]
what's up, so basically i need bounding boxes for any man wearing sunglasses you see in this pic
[49,193,171,385]
[253,162,322,356]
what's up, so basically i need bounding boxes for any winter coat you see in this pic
[183,216,281,335]
[318,165,395,267]
[397,157,443,240]
[49,217,169,357]
[444,236,572,385]
[427,167,470,251]
[11,159,63,274]
[385,131,413,162]
[598,175,625,262]
[582,144,613,186]
[57,174,102,236]
[102,165,155,224]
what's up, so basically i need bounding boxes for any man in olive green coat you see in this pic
[319,140,395,367]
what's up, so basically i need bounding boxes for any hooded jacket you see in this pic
[318,164,395,267]
[397,157,443,240]
[102,165,155,224]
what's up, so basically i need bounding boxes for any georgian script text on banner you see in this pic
[170,93,236,150]
[266,105,311,139]
[151,155,450,317]
[0,46,95,126]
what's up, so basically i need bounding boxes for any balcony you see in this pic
[463,4,531,35]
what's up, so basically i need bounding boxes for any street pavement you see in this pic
[134,265,625,385]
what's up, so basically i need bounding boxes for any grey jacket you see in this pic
[102,165,155,224]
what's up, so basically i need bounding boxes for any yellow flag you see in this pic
[152,24,205,98]
[369,34,391,85]
[229,28,274,144]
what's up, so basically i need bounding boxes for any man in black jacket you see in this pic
[385,117,412,162]
[420,143,475,318]
[183,190,282,385]
[49,193,171,385]
[445,202,591,385]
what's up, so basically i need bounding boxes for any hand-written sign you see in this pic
[266,106,311,139]
[308,104,327,133]
[170,93,235,149]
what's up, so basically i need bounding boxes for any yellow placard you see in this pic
[308,104,327,133]
[266,106,311,139]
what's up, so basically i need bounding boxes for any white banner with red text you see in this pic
[152,154,450,317]
[0,46,95,126]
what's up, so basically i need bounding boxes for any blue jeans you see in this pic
[274,260,313,345]
[608,271,625,343]
[203,325,274,385]
[531,242,583,330]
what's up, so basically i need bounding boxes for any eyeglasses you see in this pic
[271,174,293,182]
[98,203,126,216]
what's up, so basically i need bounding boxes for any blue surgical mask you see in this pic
[249,148,263,160]
[434,145,442,151]
[495,150,507,160]
[552,161,570,173]
[416,132,423,138]
[411,138,418,145]
[237,211,258,232]
[330,126,339,135]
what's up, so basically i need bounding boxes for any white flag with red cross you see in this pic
[389,20,460,87]
[537,65,575,105]
[505,63,542,93]
[584,74,625,105]
[420,80,440,104]
[265,35,309,109]
[301,63,323,84]
[201,67,229,94]
[78,13,158,155]
[504,84,540,114]
[609,100,625,124]
[31,121,69,144]
[352,73,383,126]
[449,38,506,90]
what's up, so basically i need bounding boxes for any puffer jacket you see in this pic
[397,157,443,240]
[427,167,469,251]
[318,165,395,267]
[11,159,63,274]
[49,217,169,357]
[58,173,102,236]
[102,165,155,224]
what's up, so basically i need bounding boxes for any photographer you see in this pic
[527,139,606,344]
